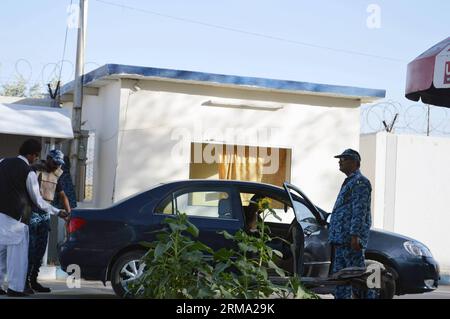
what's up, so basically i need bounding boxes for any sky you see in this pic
[0,0,449,134]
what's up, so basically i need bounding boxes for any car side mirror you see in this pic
[304,224,321,236]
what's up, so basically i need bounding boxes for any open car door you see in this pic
[283,182,327,277]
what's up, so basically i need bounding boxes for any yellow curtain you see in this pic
[261,148,288,187]
[214,144,289,209]
[218,146,262,181]
[218,145,287,187]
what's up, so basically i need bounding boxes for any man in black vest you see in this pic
[0,139,68,297]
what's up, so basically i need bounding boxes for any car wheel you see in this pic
[365,259,396,299]
[111,251,146,298]
[379,265,397,299]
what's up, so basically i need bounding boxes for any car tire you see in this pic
[379,265,397,299]
[111,250,146,298]
[365,259,396,299]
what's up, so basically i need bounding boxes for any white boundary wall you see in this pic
[360,132,450,280]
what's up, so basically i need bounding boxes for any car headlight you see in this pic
[403,241,433,258]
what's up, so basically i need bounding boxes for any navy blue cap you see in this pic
[48,149,65,166]
[334,149,361,162]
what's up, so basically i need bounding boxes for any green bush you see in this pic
[130,198,318,299]
[129,213,215,298]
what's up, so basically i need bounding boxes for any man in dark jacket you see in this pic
[0,139,67,297]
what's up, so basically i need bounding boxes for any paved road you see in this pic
[395,284,450,299]
[1,279,449,299]
[319,285,450,299]
[0,280,116,299]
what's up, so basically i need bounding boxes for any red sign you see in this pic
[445,61,450,84]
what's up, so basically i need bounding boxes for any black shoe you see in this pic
[0,288,6,295]
[6,289,29,297]
[23,284,34,295]
[30,281,51,293]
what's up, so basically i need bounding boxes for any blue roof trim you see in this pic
[61,64,386,99]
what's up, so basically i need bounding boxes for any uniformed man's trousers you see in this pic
[27,212,50,281]
[332,246,376,299]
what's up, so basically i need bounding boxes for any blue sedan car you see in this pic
[59,180,440,298]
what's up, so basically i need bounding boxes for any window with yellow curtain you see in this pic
[190,142,292,205]
[217,144,290,187]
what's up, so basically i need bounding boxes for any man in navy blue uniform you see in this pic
[328,149,372,299]
[24,150,71,294]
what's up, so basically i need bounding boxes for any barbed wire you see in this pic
[0,58,100,95]
[2,59,449,137]
[361,100,450,136]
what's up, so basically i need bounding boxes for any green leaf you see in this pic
[268,261,286,277]
[219,287,234,299]
[190,241,213,254]
[197,288,213,299]
[154,242,171,259]
[164,217,177,224]
[237,242,250,252]
[186,221,199,237]
[168,222,187,233]
[219,230,235,240]
[214,262,230,274]
[234,230,248,241]
[238,242,258,253]
[267,260,277,269]
[214,248,234,261]
[260,267,268,280]
[156,233,169,241]
[273,249,284,258]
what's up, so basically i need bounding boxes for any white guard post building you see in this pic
[60,64,385,215]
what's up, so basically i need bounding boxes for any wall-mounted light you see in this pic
[132,81,141,92]
[202,98,284,111]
